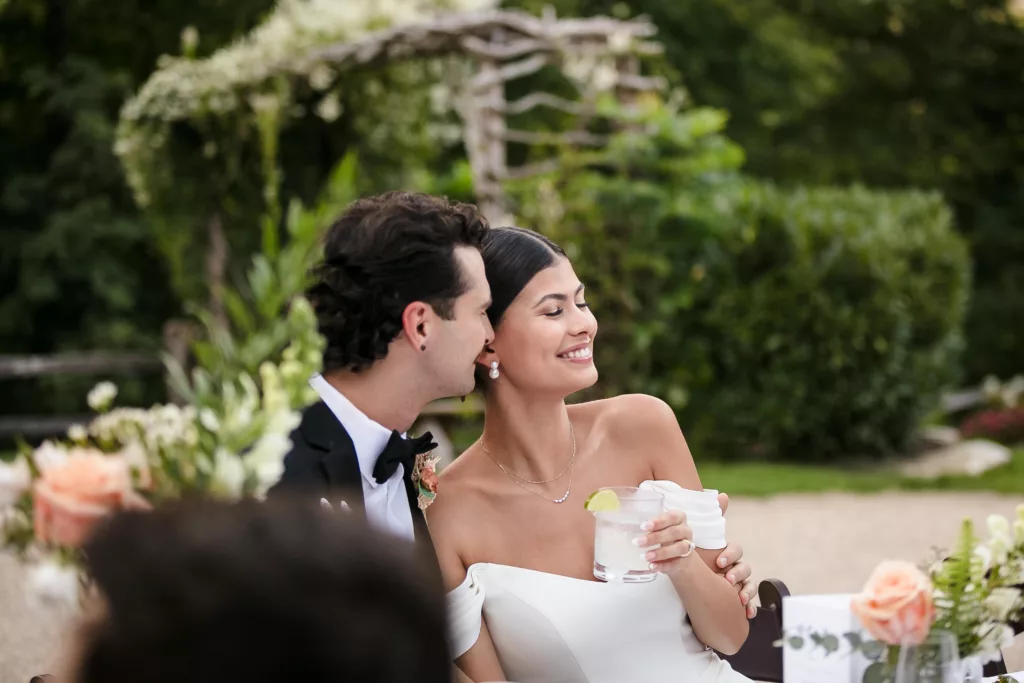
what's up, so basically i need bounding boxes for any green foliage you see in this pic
[512,98,970,461]
[674,183,969,460]
[181,154,358,386]
[527,0,1024,380]
[931,519,986,658]
[116,0,488,309]
[0,0,274,423]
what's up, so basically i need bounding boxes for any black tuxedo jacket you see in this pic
[268,401,437,569]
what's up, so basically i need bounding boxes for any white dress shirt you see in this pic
[309,374,416,542]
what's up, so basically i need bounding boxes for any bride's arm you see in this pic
[455,620,505,682]
[427,500,507,682]
[610,394,750,655]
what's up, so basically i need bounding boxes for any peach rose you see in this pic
[851,560,935,646]
[33,449,145,548]
[420,466,439,495]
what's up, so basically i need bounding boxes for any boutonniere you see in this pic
[411,452,440,511]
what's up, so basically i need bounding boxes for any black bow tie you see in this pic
[372,431,437,485]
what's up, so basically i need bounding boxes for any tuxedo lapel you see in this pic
[299,401,365,516]
[402,468,440,577]
[290,400,439,576]
[401,472,429,540]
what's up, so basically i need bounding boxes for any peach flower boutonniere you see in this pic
[411,453,440,511]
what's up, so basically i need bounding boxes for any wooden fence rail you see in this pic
[0,352,162,379]
[0,352,165,439]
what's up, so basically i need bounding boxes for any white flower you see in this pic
[211,448,246,498]
[307,63,333,91]
[68,424,87,443]
[248,93,280,114]
[87,381,118,412]
[199,408,221,433]
[974,544,993,573]
[314,92,341,122]
[990,535,1012,566]
[26,560,80,610]
[984,586,1021,622]
[988,514,1012,540]
[1014,519,1024,546]
[265,407,300,436]
[247,432,292,498]
[116,441,151,488]
[974,623,1015,661]
[32,440,68,472]
[0,456,31,508]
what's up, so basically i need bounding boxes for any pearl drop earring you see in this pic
[489,361,500,380]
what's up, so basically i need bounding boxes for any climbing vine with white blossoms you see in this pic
[115,0,496,310]
[116,0,494,206]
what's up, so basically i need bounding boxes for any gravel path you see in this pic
[1,492,1022,681]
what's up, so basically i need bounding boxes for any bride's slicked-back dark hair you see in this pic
[483,226,567,329]
[473,227,567,391]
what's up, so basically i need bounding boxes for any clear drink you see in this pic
[591,487,665,583]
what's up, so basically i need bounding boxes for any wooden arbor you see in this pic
[303,8,665,222]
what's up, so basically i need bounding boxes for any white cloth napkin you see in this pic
[638,481,727,550]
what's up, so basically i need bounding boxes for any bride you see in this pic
[426,226,753,683]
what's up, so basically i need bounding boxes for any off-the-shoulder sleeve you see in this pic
[638,481,727,549]
[447,565,486,659]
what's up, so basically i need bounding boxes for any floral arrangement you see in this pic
[0,301,321,607]
[0,161,357,608]
[784,507,1024,681]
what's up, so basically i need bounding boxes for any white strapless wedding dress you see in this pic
[447,481,753,683]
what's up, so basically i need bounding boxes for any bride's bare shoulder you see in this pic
[580,395,697,481]
[574,394,678,436]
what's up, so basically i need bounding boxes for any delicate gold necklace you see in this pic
[482,421,576,504]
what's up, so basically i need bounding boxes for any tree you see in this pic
[522,0,1024,381]
[0,0,274,422]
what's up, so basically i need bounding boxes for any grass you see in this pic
[700,447,1024,497]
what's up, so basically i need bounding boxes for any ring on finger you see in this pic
[678,539,695,559]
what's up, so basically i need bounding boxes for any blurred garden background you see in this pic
[3,0,1022,487]
[2,0,1024,679]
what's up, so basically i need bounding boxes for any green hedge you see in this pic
[513,105,971,461]
[666,183,970,461]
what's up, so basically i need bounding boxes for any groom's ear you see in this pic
[401,301,432,351]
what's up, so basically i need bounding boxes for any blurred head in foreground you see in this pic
[70,499,451,683]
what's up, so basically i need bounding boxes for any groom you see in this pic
[269,191,758,614]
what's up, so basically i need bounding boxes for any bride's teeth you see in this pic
[561,348,591,359]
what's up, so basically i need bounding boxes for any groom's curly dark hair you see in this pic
[308,191,489,373]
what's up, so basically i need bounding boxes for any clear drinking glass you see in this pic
[894,630,961,683]
[592,487,665,583]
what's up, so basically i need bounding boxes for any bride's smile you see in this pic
[556,340,593,363]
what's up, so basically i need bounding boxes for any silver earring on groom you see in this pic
[489,361,500,380]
